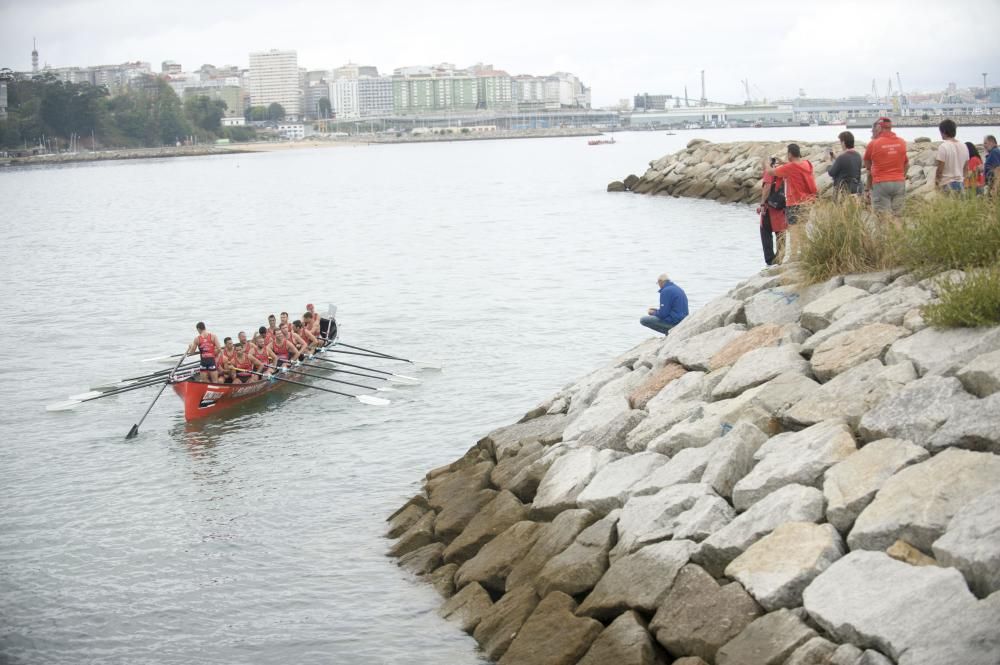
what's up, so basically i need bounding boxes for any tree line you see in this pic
[0,71,257,151]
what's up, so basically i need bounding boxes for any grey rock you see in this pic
[532,447,623,519]
[443,490,530,564]
[578,540,695,620]
[644,371,709,413]
[932,488,1000,597]
[428,562,458,597]
[613,484,715,558]
[563,395,632,442]
[800,285,869,333]
[481,413,569,460]
[386,502,428,539]
[716,609,818,665]
[650,563,763,663]
[507,509,596,591]
[490,440,544,489]
[667,296,745,342]
[829,644,864,665]
[711,345,810,400]
[576,610,664,665]
[635,445,718,493]
[498,592,604,665]
[784,636,838,665]
[701,422,770,499]
[535,512,618,598]
[785,359,917,429]
[809,324,910,382]
[744,286,806,327]
[728,272,784,301]
[848,448,1000,552]
[473,584,540,661]
[802,286,931,354]
[823,438,929,533]
[926,393,1000,454]
[725,522,845,611]
[803,550,1000,665]
[646,411,729,457]
[668,325,748,371]
[626,400,704,452]
[565,365,631,418]
[885,325,1000,377]
[672,494,736,542]
[388,510,437,558]
[506,446,566,503]
[577,409,648,451]
[434,488,498,542]
[732,420,856,511]
[956,348,1000,396]
[398,542,445,575]
[857,375,976,447]
[455,521,541,593]
[438,581,493,633]
[844,270,896,291]
[695,484,826,577]
[427,460,493,511]
[576,451,669,515]
[718,371,821,423]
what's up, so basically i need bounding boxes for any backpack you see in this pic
[766,177,786,210]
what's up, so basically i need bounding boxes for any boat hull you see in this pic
[171,378,281,421]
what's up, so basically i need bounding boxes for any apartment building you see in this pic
[247,49,301,119]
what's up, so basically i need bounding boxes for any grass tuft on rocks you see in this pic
[923,265,1000,327]
[796,197,897,284]
[896,193,1000,276]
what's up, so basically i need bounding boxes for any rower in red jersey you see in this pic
[293,320,318,352]
[303,310,321,339]
[186,321,221,384]
[249,334,276,375]
[279,311,292,336]
[217,337,238,383]
[258,325,274,347]
[266,314,279,340]
[232,344,256,383]
[268,330,297,369]
[237,331,249,349]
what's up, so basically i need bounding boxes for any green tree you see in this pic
[318,96,331,118]
[245,105,269,122]
[267,102,285,121]
[184,95,227,133]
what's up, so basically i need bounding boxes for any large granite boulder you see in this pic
[666,296,744,342]
[455,520,542,592]
[727,272,784,301]
[535,512,618,597]
[926,393,1000,454]
[577,409,648,451]
[801,286,931,354]
[438,581,493,633]
[576,451,669,515]
[671,494,736,542]
[956,348,1000,396]
[709,323,807,371]
[507,509,596,591]
[644,370,709,413]
[932,488,1000,598]
[434,488,498,541]
[695,484,826,576]
[667,325,748,371]
[885,325,1000,377]
[803,551,1000,665]
[613,483,714,558]
[388,510,437,558]
[800,285,869,332]
[650,563,763,663]
[646,411,729,457]
[744,286,806,327]
[701,422,770,499]
[386,499,429,539]
[498,592,604,665]
[783,637,838,665]
[428,563,458,597]
[443,490,530,564]
[732,420,856,511]
[626,400,705,452]
[472,584,540,661]
[563,395,632,443]
[848,448,1000,552]
[809,323,910,382]
[491,441,544,489]
[823,438,929,533]
[715,609,818,665]
[784,359,916,429]
[857,375,976,447]
[634,444,718,492]
[397,542,445,575]
[725,522,845,611]
[427,460,493,511]
[578,540,695,620]
[577,610,665,665]
[711,345,810,400]
[505,445,568,503]
[628,362,687,409]
[532,447,623,518]
[481,413,568,460]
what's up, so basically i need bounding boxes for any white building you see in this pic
[248,49,301,119]
[331,78,360,119]
[221,116,246,127]
[277,123,305,139]
[358,76,393,116]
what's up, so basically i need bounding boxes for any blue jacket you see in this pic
[985,146,1000,185]
[655,281,689,325]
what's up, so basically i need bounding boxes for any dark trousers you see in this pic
[760,210,780,265]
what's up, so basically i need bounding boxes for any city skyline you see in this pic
[2,0,999,106]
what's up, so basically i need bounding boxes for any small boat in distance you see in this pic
[588,137,616,145]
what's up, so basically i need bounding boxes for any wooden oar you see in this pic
[305,356,419,384]
[310,358,419,383]
[334,342,441,370]
[126,350,191,439]
[89,361,200,392]
[289,362,395,391]
[244,368,390,406]
[48,372,193,411]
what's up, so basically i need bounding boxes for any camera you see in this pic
[769,157,777,166]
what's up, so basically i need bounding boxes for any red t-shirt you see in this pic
[774,160,817,206]
[863,131,908,183]
[761,173,787,232]
[967,156,985,187]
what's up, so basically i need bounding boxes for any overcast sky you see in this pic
[2,0,998,106]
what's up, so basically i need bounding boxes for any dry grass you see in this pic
[896,193,1000,276]
[924,265,1000,327]
[795,197,898,284]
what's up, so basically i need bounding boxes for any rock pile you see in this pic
[387,262,1000,665]
[607,139,944,204]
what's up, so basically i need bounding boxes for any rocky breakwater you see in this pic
[386,263,1000,665]
[608,139,943,204]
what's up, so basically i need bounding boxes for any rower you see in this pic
[293,320,318,352]
[279,311,292,335]
[259,325,274,346]
[186,322,221,384]
[237,331,249,348]
[308,303,337,342]
[304,306,321,337]
[232,345,255,384]
[250,334,276,375]
[217,337,238,383]
[267,314,279,340]
[269,330,295,369]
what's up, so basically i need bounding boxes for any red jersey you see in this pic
[218,348,236,369]
[234,356,253,374]
[264,330,275,345]
[198,334,216,359]
[271,339,290,360]
[863,131,908,183]
[251,345,269,365]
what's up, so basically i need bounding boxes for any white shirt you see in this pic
[937,139,970,185]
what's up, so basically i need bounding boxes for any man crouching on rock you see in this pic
[640,273,689,335]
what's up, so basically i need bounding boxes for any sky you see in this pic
[2,0,999,107]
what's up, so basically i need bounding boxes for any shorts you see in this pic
[942,181,964,193]
[785,205,801,226]
[200,357,217,371]
[236,372,253,381]
[872,181,906,215]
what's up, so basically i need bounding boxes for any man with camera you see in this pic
[762,144,817,260]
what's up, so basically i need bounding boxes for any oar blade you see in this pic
[375,386,396,392]
[125,424,140,439]
[413,361,442,371]
[68,390,103,401]
[386,375,420,385]
[357,395,390,406]
[46,400,82,412]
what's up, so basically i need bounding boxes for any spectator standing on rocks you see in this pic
[964,142,985,195]
[757,160,787,265]
[935,118,969,193]
[984,135,1000,191]
[763,144,817,259]
[640,273,688,336]
[863,117,908,218]
[827,131,862,199]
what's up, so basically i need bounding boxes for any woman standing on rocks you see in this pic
[756,160,787,265]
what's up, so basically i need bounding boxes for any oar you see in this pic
[48,373,192,411]
[71,369,200,400]
[126,350,190,439]
[90,361,200,392]
[244,369,390,406]
[267,363,395,392]
[335,342,441,370]
[310,358,419,383]
[141,352,191,364]
[306,356,419,384]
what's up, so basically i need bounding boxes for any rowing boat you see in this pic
[170,330,340,421]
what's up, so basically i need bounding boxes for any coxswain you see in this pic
[186,322,221,383]
[307,304,337,342]
[304,306,321,337]
[232,345,255,384]
[217,337,238,383]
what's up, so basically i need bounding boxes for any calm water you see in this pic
[1,125,994,664]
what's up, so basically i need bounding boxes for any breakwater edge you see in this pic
[386,259,1000,660]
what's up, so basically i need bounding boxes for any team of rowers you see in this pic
[185,304,334,384]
